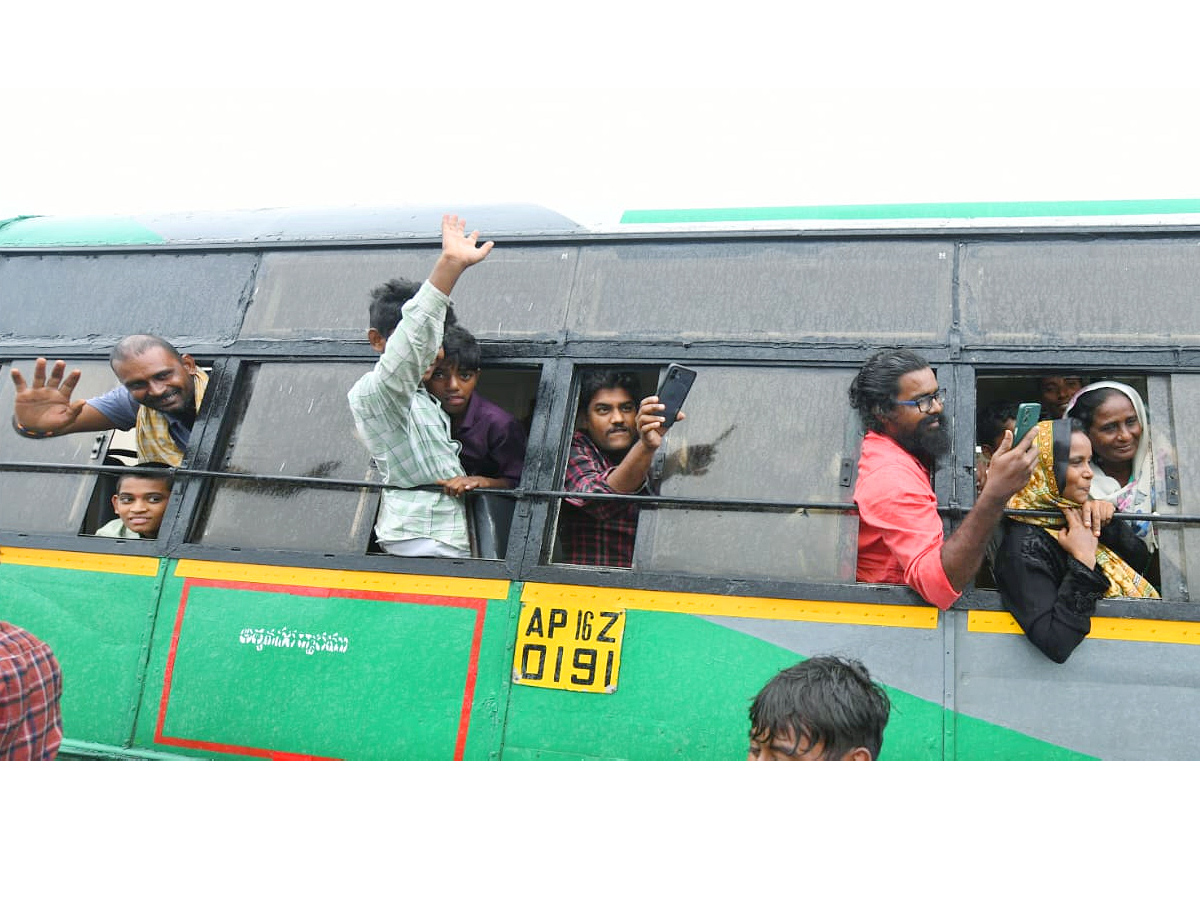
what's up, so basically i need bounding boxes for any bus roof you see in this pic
[0,203,584,248]
[618,198,1200,231]
[8,198,1200,250]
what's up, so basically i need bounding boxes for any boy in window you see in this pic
[95,463,173,539]
[424,324,526,498]
[347,215,492,558]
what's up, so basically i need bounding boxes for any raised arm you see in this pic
[11,358,118,437]
[429,214,494,296]
[605,395,684,494]
[941,426,1038,591]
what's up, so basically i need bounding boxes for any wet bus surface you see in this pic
[2,200,1199,760]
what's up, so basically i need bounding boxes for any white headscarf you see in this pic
[1064,380,1157,552]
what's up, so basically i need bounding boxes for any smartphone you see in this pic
[656,364,697,432]
[1012,402,1041,444]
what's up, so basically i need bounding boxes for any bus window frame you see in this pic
[173,354,553,581]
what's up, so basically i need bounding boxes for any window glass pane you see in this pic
[195,363,379,554]
[556,365,861,580]
[0,253,257,344]
[568,241,954,342]
[0,360,121,535]
[240,247,575,342]
[961,239,1200,345]
[456,366,539,560]
[1167,374,1200,595]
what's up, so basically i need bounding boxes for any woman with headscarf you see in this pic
[994,419,1158,664]
[1064,381,1157,552]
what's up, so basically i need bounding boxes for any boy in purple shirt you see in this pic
[425,324,527,498]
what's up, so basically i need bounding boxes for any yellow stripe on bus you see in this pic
[172,558,509,600]
[968,610,1200,646]
[0,546,161,577]
[521,582,939,629]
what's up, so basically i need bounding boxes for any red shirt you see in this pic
[0,621,63,760]
[853,431,960,610]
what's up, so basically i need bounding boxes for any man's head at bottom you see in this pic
[747,655,891,761]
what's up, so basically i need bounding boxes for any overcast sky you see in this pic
[7,87,1200,230]
[5,5,1200,229]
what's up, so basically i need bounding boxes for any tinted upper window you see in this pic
[0,253,258,345]
[239,247,576,342]
[961,239,1200,345]
[567,240,954,342]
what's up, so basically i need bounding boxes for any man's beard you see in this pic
[896,413,951,459]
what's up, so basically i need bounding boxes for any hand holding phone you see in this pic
[1012,402,1041,444]
[655,364,697,432]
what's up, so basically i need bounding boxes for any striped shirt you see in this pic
[347,280,469,552]
[0,622,63,761]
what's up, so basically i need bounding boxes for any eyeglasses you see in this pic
[895,388,946,414]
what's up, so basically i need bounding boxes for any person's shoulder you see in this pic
[475,392,514,415]
[569,429,600,456]
[998,520,1059,571]
[858,431,922,474]
[95,518,136,538]
[87,383,137,409]
[468,392,519,426]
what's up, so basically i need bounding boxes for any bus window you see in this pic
[567,240,954,344]
[191,362,379,555]
[551,366,659,568]
[961,238,1200,348]
[240,246,575,343]
[448,364,540,560]
[0,360,123,536]
[974,371,1181,598]
[0,252,256,345]
[551,365,860,581]
[80,428,138,537]
[630,365,860,581]
[1167,374,1200,596]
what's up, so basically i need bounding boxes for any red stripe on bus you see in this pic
[154,577,490,760]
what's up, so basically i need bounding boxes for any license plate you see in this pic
[512,601,626,693]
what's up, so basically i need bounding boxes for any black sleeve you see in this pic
[993,523,1111,664]
[1098,519,1153,578]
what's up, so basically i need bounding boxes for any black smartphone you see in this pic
[656,364,697,432]
[1012,402,1041,444]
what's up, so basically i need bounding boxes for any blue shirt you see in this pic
[87,385,192,453]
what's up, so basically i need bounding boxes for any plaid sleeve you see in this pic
[349,280,450,428]
[0,623,64,761]
[564,432,633,521]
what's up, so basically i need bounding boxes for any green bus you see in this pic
[2,199,1198,760]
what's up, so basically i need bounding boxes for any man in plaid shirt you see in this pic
[0,621,63,760]
[348,215,494,558]
[559,370,681,567]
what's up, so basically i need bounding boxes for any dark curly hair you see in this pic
[749,655,892,760]
[577,370,642,415]
[848,349,931,432]
[369,278,457,338]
